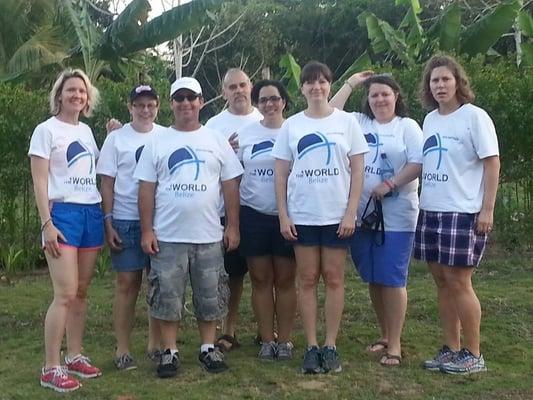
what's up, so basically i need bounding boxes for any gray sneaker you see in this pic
[277,341,294,361]
[258,341,277,361]
[114,353,137,371]
[302,346,322,374]
[157,349,180,378]
[146,349,162,364]
[321,346,342,373]
[439,348,487,375]
[422,345,457,371]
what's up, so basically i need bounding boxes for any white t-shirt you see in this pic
[28,116,101,204]
[355,113,423,232]
[419,103,499,213]
[133,126,243,243]
[205,108,263,140]
[96,123,164,220]
[206,107,262,216]
[237,121,281,216]
[271,109,368,225]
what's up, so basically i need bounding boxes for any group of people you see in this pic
[29,53,499,393]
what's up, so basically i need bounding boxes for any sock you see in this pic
[200,344,215,354]
[65,354,81,363]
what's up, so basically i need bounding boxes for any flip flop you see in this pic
[216,334,241,352]
[367,340,388,353]
[380,353,402,367]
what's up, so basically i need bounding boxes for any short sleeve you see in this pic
[96,133,117,177]
[347,114,369,156]
[28,124,52,159]
[270,124,292,161]
[133,136,158,183]
[470,107,499,159]
[219,135,244,181]
[402,118,423,164]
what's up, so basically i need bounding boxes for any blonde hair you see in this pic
[49,69,100,117]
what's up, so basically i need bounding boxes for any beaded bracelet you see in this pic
[104,213,113,221]
[384,179,395,191]
[344,80,355,90]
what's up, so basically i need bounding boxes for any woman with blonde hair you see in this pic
[416,55,499,374]
[29,69,103,392]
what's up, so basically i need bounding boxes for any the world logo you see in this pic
[66,141,93,173]
[364,132,383,164]
[297,132,336,165]
[423,133,448,170]
[250,140,274,159]
[167,146,205,180]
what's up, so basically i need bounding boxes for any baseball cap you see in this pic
[170,77,202,97]
[129,85,158,102]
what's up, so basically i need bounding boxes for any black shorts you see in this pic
[239,206,294,258]
[220,217,248,278]
[295,224,353,248]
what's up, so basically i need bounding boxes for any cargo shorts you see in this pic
[146,241,229,322]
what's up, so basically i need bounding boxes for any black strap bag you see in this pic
[359,197,385,246]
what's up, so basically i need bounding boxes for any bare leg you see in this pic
[113,270,143,356]
[159,320,179,350]
[273,256,296,343]
[248,256,275,342]
[381,286,407,360]
[147,314,161,352]
[321,246,346,347]
[430,262,461,350]
[443,266,481,356]
[368,284,387,350]
[65,249,99,358]
[198,320,218,345]
[44,248,79,368]
[293,245,321,346]
[222,275,244,338]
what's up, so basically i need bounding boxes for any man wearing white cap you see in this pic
[134,77,243,377]
[206,68,262,352]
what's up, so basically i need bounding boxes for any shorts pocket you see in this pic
[112,221,139,249]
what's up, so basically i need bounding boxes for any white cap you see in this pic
[170,77,202,97]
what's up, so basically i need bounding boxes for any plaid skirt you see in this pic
[413,210,488,267]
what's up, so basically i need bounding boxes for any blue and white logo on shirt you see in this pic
[135,145,145,163]
[423,133,448,170]
[66,141,93,173]
[364,132,383,164]
[250,140,274,159]
[168,146,205,180]
[297,132,336,166]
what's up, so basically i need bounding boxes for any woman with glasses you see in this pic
[272,61,367,374]
[29,69,102,392]
[330,71,423,367]
[96,85,164,370]
[416,55,499,374]
[237,80,296,361]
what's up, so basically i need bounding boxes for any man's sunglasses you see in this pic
[172,93,201,102]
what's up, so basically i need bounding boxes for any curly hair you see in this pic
[361,74,409,119]
[50,69,100,118]
[419,54,475,110]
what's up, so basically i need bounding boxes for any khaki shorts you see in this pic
[147,241,229,322]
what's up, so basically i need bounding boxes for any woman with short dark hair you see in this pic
[272,61,368,374]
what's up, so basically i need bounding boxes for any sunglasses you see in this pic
[258,95,282,104]
[172,93,200,102]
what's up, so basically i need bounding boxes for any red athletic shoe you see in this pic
[40,366,81,392]
[66,355,102,378]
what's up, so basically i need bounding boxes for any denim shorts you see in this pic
[414,210,488,267]
[110,219,150,272]
[239,206,294,258]
[49,202,104,250]
[351,231,414,287]
[295,224,353,248]
[146,241,229,322]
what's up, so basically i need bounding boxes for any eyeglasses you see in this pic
[258,96,282,104]
[132,103,158,110]
[172,93,200,102]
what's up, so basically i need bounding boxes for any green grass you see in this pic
[1,254,532,400]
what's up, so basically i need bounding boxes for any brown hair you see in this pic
[419,55,475,110]
[300,61,333,85]
[361,74,409,119]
